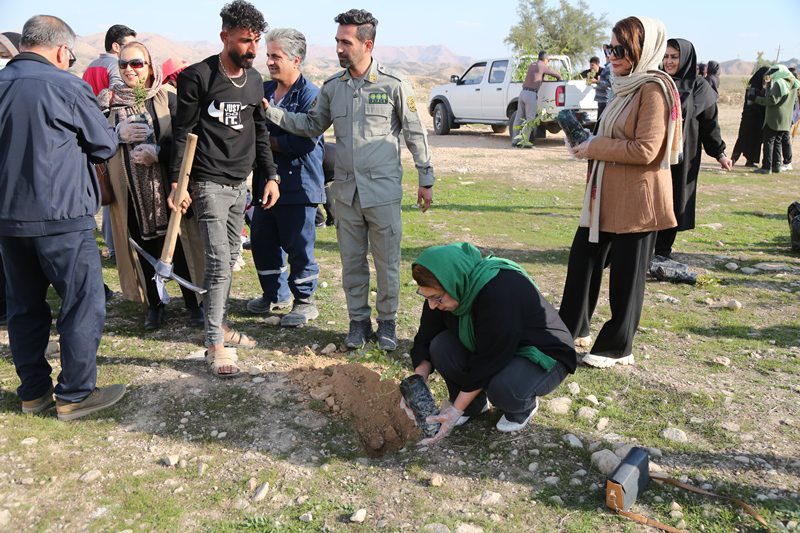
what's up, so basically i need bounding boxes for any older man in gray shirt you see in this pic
[512,51,562,147]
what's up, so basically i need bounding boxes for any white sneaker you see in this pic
[496,398,539,433]
[455,402,490,427]
[581,353,635,368]
[781,163,793,171]
[574,335,592,348]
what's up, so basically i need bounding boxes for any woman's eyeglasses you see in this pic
[416,289,445,304]
[603,44,626,59]
[118,59,148,69]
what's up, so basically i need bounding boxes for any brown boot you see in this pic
[21,386,55,414]
[55,384,126,421]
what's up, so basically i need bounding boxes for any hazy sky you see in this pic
[5,0,800,64]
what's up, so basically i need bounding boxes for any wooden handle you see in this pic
[160,133,198,264]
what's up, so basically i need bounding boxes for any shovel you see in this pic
[129,132,206,303]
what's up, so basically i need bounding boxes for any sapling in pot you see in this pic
[129,80,155,145]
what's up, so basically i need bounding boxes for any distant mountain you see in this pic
[72,32,471,86]
[719,57,799,76]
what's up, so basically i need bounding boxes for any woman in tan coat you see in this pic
[100,42,204,330]
[559,16,682,368]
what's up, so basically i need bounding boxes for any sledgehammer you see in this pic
[128,132,205,303]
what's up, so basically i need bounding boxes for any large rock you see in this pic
[455,525,484,533]
[350,509,367,523]
[577,406,598,421]
[563,434,583,449]
[310,385,333,400]
[548,397,572,415]
[661,427,688,443]
[80,469,102,483]
[591,449,621,476]
[478,491,502,506]
[252,482,270,502]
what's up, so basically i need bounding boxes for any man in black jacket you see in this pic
[0,15,125,420]
[169,1,279,377]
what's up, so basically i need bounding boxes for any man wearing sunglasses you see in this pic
[83,25,137,96]
[0,15,126,420]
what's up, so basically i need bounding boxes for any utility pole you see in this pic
[775,44,781,63]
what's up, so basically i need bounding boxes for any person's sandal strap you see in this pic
[224,329,257,348]
[205,349,242,378]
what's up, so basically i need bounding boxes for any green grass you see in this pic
[0,164,797,531]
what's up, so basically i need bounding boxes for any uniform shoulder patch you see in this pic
[406,95,417,113]
[323,70,346,84]
[376,64,404,82]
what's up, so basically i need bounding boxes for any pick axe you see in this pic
[129,132,206,303]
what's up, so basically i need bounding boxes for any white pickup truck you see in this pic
[427,55,598,141]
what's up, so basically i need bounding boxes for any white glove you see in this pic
[116,116,152,144]
[130,143,159,166]
[399,398,417,425]
[418,401,464,446]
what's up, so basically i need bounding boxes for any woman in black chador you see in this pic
[654,38,731,260]
[732,67,769,167]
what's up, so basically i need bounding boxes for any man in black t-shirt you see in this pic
[169,0,279,378]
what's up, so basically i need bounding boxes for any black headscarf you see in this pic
[748,66,769,89]
[665,38,717,121]
[706,60,720,93]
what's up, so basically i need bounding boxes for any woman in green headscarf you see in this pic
[754,64,800,174]
[405,242,577,446]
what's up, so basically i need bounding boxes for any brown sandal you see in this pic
[223,329,257,349]
[205,348,242,379]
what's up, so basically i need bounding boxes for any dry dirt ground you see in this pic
[0,89,798,532]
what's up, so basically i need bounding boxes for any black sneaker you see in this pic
[188,306,205,328]
[753,168,771,174]
[345,319,373,349]
[144,304,165,330]
[376,319,397,351]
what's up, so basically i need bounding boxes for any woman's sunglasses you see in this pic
[603,44,626,59]
[118,59,148,69]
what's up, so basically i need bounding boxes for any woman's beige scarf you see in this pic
[579,16,683,242]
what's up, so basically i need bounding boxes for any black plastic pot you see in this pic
[130,112,155,145]
[399,375,441,438]
[557,109,590,147]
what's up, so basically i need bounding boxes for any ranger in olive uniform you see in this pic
[264,9,433,350]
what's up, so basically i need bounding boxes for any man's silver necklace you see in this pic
[218,54,247,88]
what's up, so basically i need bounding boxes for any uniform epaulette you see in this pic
[376,64,405,83]
[324,70,347,84]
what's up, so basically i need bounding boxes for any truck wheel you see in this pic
[433,103,450,135]
[507,112,517,143]
[491,125,507,134]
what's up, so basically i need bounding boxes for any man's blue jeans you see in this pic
[192,181,247,347]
